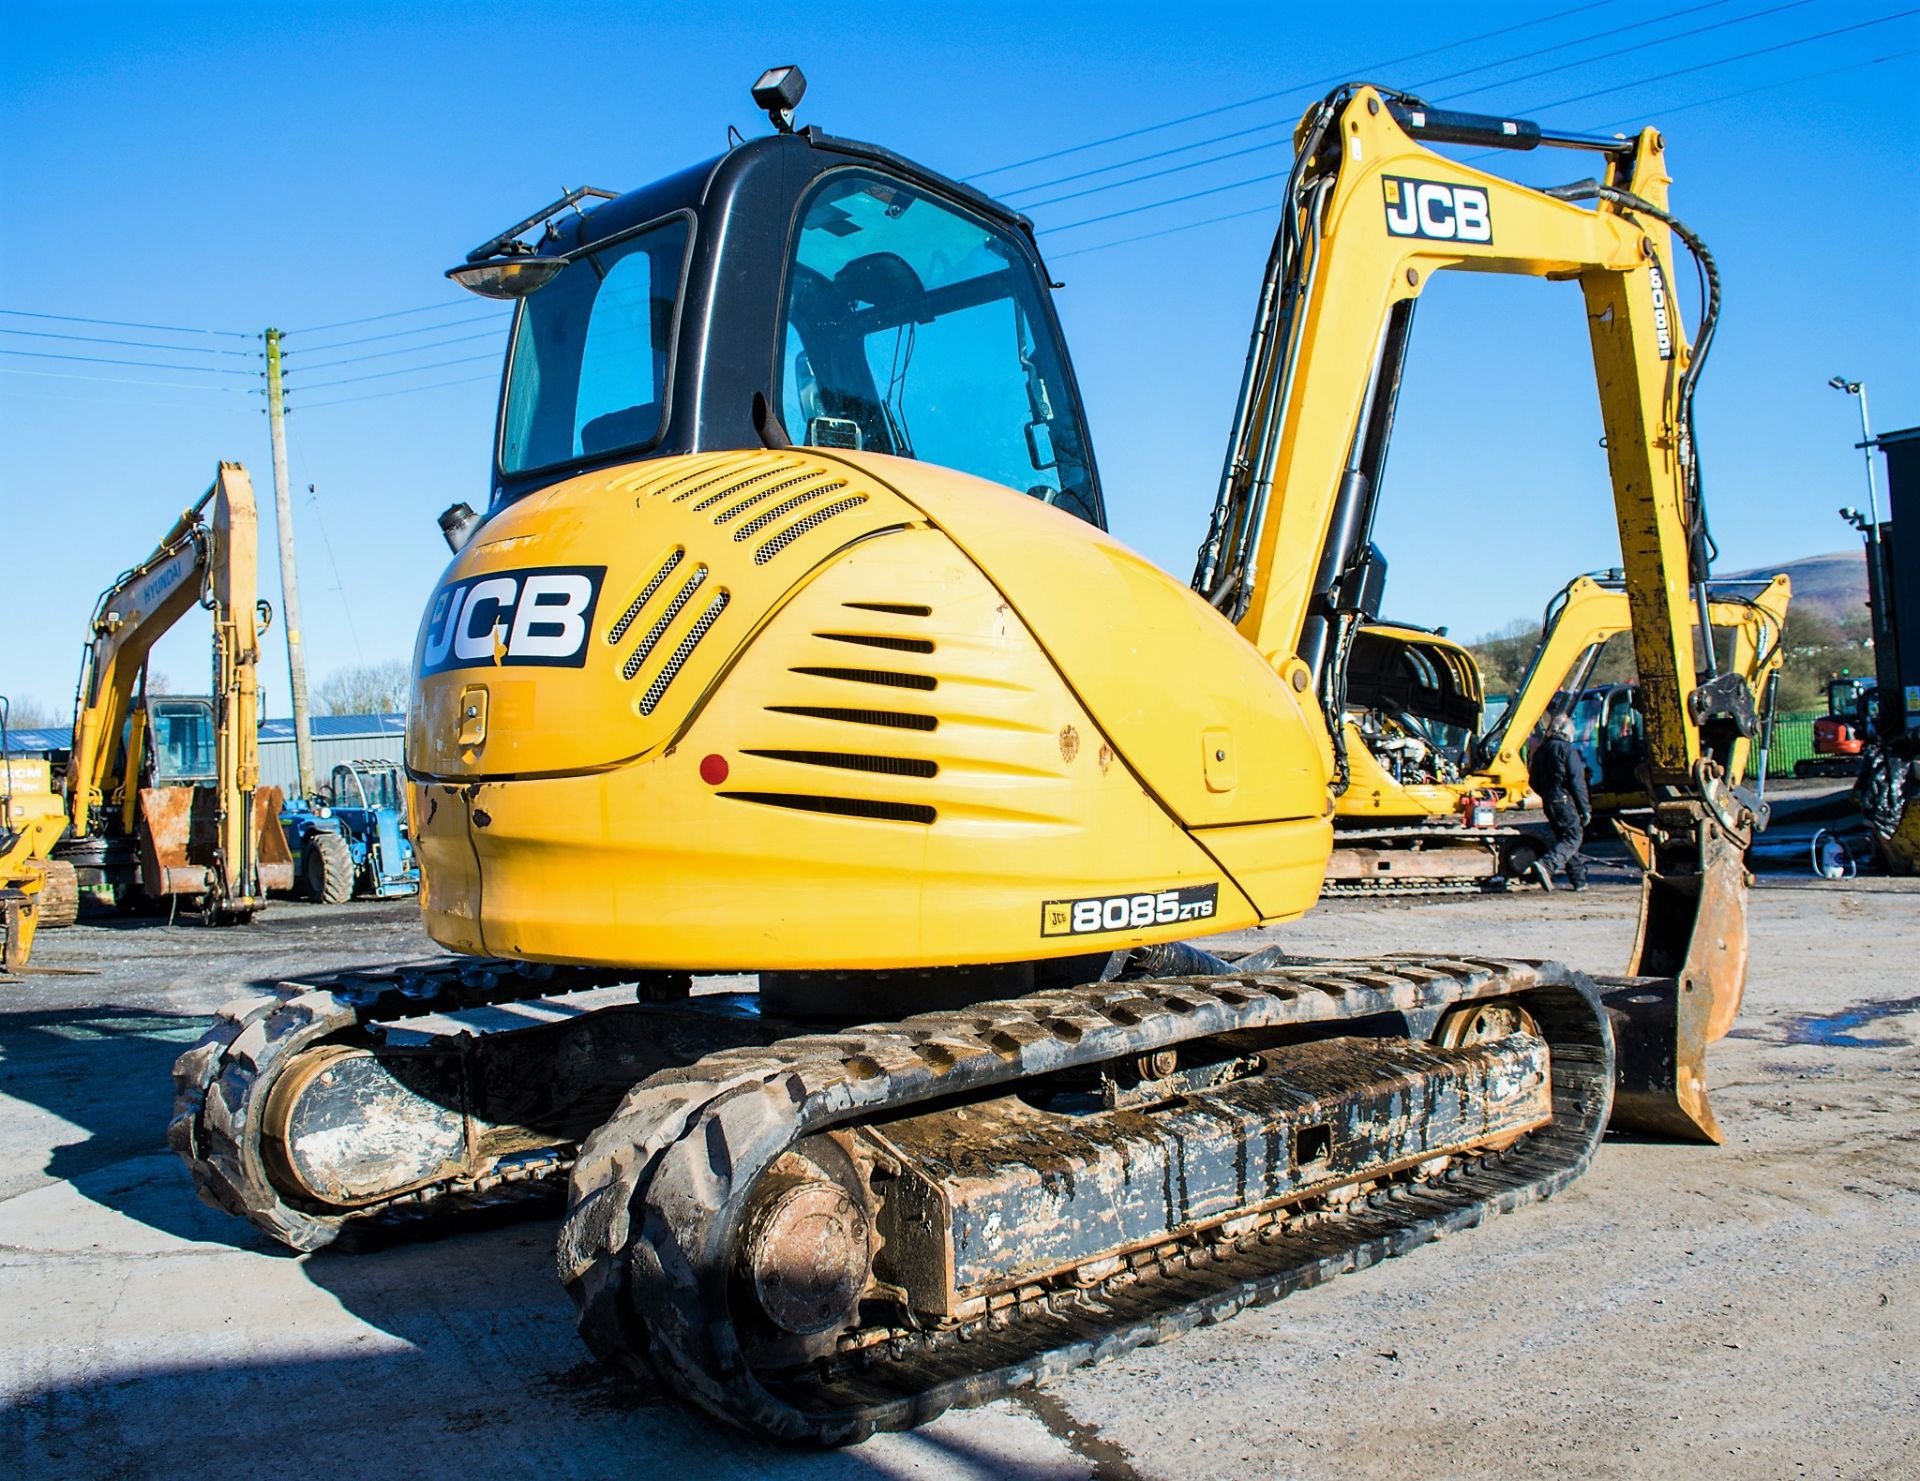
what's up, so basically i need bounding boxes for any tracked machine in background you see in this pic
[1328,571,1790,892]
[58,463,293,921]
[174,74,1764,1442]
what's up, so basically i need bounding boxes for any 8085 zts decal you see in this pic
[1041,883,1219,937]
[419,565,605,675]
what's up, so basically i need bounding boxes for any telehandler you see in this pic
[1330,571,1789,891]
[174,74,1764,1443]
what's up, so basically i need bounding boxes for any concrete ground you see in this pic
[2,815,1915,1478]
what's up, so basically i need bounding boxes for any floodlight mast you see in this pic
[1828,375,1890,679]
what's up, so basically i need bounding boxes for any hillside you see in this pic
[1469,546,1873,714]
[1720,549,1867,623]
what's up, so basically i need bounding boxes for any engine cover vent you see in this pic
[717,791,936,825]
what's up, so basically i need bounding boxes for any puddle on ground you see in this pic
[1731,994,1920,1050]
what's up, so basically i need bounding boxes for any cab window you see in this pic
[778,171,1099,524]
[501,215,692,475]
[148,699,216,783]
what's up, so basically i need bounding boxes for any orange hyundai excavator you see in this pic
[175,75,1763,1442]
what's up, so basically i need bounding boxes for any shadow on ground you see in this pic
[0,1001,1089,1477]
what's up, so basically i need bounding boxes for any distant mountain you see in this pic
[1720,549,1867,623]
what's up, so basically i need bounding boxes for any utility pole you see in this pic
[264,328,317,800]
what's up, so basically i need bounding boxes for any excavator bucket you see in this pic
[253,786,295,893]
[136,787,207,897]
[1600,814,1750,1143]
[139,783,295,902]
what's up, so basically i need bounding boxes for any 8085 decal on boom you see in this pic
[1041,883,1219,937]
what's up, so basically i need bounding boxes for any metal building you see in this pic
[2,712,406,802]
[258,714,406,796]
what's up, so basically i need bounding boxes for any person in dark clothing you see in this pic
[1527,713,1591,891]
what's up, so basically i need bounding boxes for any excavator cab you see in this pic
[467,125,1103,528]
[140,697,218,786]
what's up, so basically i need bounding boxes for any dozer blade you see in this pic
[1604,809,1750,1143]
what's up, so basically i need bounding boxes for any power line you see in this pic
[284,308,502,353]
[0,346,259,376]
[1517,5,1919,111]
[1440,0,1818,103]
[0,307,251,339]
[1046,170,1290,234]
[1052,200,1285,261]
[285,326,503,373]
[1047,40,1917,260]
[968,1,1619,179]
[1022,138,1285,212]
[287,352,497,393]
[1003,0,1740,204]
[0,365,252,393]
[287,299,483,335]
[1412,0,1744,90]
[0,383,258,410]
[1030,13,1918,236]
[293,372,497,411]
[282,420,366,663]
[0,326,256,357]
[1002,120,1291,201]
[1587,42,1918,127]
[1016,0,1809,224]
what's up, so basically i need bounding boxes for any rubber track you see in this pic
[169,958,635,1250]
[558,954,1612,1444]
[1319,877,1485,898]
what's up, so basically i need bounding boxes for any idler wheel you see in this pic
[736,1172,872,1337]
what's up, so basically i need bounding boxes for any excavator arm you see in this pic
[64,462,287,912]
[1197,86,1751,1139]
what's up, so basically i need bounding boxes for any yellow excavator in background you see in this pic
[174,76,1765,1443]
[1554,574,1790,816]
[56,462,292,920]
[0,698,78,971]
[1329,571,1790,891]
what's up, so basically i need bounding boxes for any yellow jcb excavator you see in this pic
[1329,571,1790,891]
[57,463,292,920]
[173,75,1765,1443]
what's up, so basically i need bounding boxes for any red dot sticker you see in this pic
[699,753,729,785]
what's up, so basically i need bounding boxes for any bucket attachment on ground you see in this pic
[1603,802,1751,1143]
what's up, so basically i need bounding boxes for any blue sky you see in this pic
[3,1,1916,718]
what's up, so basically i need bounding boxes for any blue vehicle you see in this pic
[280,760,419,902]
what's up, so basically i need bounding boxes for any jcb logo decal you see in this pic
[418,565,604,676]
[1383,177,1492,243]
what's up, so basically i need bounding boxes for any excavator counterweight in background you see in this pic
[175,77,1765,1443]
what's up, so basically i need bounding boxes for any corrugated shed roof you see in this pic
[4,711,405,755]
